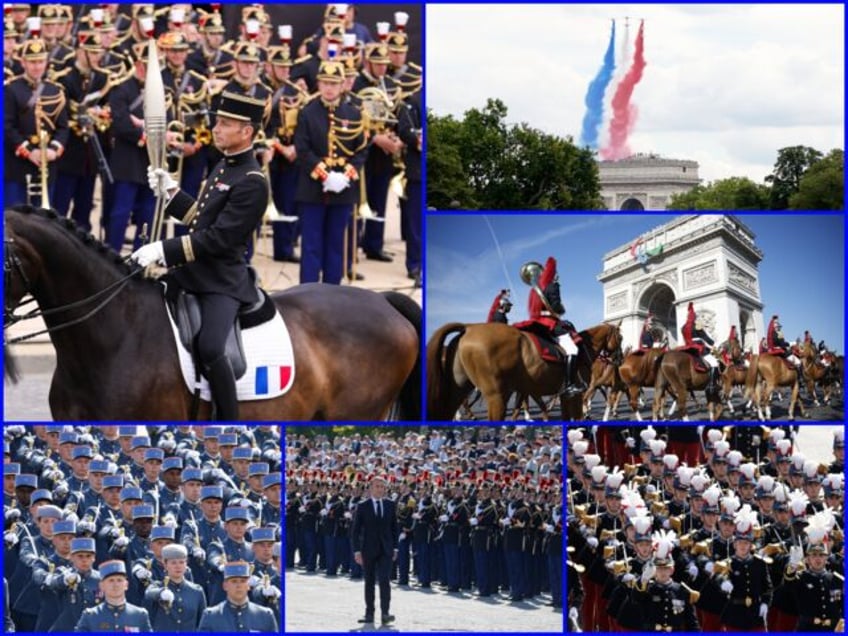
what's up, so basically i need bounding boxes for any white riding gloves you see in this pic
[147,166,178,199]
[130,241,166,268]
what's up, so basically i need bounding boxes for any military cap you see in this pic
[100,560,127,579]
[272,543,281,558]
[15,474,38,490]
[53,520,76,535]
[78,30,105,52]
[89,460,110,473]
[233,42,261,63]
[342,56,359,78]
[151,526,175,541]
[132,504,155,520]
[263,473,282,489]
[72,446,93,460]
[201,485,224,501]
[225,507,250,522]
[131,436,151,450]
[833,429,844,449]
[103,475,124,489]
[212,92,265,124]
[205,427,222,440]
[46,425,64,434]
[4,463,21,476]
[119,426,137,437]
[241,6,270,26]
[182,468,203,483]
[249,463,270,478]
[267,45,292,66]
[71,538,96,553]
[317,60,345,83]
[163,457,183,472]
[144,448,164,462]
[158,30,189,51]
[387,32,408,53]
[251,527,276,543]
[37,5,63,24]
[31,488,53,503]
[3,18,16,38]
[219,433,238,447]
[364,43,390,65]
[37,505,63,520]
[162,544,188,560]
[233,447,253,461]
[120,487,143,502]
[59,431,78,445]
[223,561,251,579]
[131,5,154,20]
[199,11,225,33]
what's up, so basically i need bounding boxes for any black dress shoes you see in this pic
[381,614,395,625]
[358,616,374,624]
[365,250,393,262]
[347,271,365,281]
[280,254,300,263]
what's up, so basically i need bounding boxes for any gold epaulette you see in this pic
[48,67,73,81]
[294,54,313,65]
[408,61,422,72]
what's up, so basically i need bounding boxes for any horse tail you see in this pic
[4,346,19,384]
[381,291,422,421]
[426,322,468,420]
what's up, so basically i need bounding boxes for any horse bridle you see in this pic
[3,235,142,344]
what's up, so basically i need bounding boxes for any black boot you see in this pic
[707,367,719,398]
[561,355,586,398]
[203,354,239,421]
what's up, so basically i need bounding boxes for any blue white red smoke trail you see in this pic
[579,20,616,149]
[601,20,646,160]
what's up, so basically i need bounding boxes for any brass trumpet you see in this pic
[34,101,51,209]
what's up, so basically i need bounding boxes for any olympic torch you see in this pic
[144,37,168,244]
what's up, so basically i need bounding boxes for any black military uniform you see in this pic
[718,553,772,630]
[397,91,422,284]
[784,567,843,631]
[636,579,700,631]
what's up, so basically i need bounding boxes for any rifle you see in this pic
[77,111,114,185]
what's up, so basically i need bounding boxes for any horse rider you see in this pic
[720,325,740,366]
[487,289,512,324]
[132,92,269,421]
[639,312,654,349]
[528,257,585,397]
[681,301,720,395]
[766,314,802,375]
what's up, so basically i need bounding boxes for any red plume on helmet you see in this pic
[528,257,557,317]
[729,325,737,340]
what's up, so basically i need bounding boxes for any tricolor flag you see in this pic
[255,365,292,394]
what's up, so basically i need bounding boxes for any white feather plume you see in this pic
[663,454,679,471]
[714,440,730,458]
[720,494,741,516]
[791,453,806,471]
[677,466,695,487]
[803,460,819,479]
[770,429,786,443]
[640,426,657,444]
[788,489,810,516]
[702,484,721,507]
[734,504,758,534]
[727,450,743,468]
[707,428,724,444]
[591,465,608,484]
[567,429,585,445]
[606,469,625,491]
[739,463,757,481]
[805,507,836,546]
[649,439,666,457]
[833,428,844,444]
[632,513,652,535]
[773,483,789,503]
[572,440,590,458]
[652,529,678,559]
[690,472,710,493]
[583,454,601,471]
[756,475,775,493]
[776,439,792,456]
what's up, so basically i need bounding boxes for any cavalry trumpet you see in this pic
[34,101,51,209]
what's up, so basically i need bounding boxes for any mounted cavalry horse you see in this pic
[4,206,421,420]
[426,320,622,421]
[618,342,667,421]
[744,349,807,421]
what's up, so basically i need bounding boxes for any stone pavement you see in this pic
[285,569,563,632]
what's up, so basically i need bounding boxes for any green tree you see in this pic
[426,99,601,209]
[667,177,770,210]
[789,149,844,210]
[765,145,824,209]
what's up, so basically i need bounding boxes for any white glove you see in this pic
[720,580,733,594]
[192,547,206,561]
[500,518,511,527]
[759,603,767,620]
[160,588,175,604]
[789,545,804,566]
[704,561,714,575]
[5,509,20,523]
[590,425,598,436]
[63,570,80,586]
[641,563,655,584]
[545,524,554,533]
[587,536,599,549]
[319,509,328,517]
[622,573,636,584]
[160,438,176,452]
[78,520,96,534]
[412,513,420,520]
[662,518,671,529]
[147,166,178,198]
[687,563,698,579]
[262,585,281,599]
[625,437,635,449]
[134,566,152,581]
[399,532,407,541]
[130,241,166,268]
[64,512,79,525]
[162,515,177,528]
[469,517,478,527]
[298,506,306,513]
[439,515,448,523]
[322,171,350,193]
[344,511,352,519]
[248,575,261,588]
[217,562,226,573]
[569,607,579,622]
[4,531,17,547]
[109,527,121,540]
[53,482,69,499]
[113,535,130,548]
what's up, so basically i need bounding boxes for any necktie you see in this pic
[377,500,382,519]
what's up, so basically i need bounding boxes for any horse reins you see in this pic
[4,237,143,344]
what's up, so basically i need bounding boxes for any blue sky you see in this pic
[425,214,845,351]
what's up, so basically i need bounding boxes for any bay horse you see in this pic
[426,320,622,421]
[718,337,749,415]
[799,341,833,407]
[4,206,421,420]
[745,353,806,421]
[652,349,725,421]
[583,350,625,420]
[618,346,666,421]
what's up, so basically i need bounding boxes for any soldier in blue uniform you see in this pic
[182,485,227,593]
[67,445,94,494]
[246,463,270,505]
[230,447,253,492]
[217,433,239,477]
[134,92,269,421]
[4,463,20,508]
[206,507,255,604]
[29,518,76,630]
[48,537,103,631]
[159,457,185,510]
[198,561,278,632]
[143,543,207,631]
[198,428,224,467]
[4,577,14,632]
[69,459,110,518]
[248,527,281,611]
[294,59,367,284]
[75,559,152,632]
[11,503,62,630]
[171,467,202,529]
[139,448,165,498]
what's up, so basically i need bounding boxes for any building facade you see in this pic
[598,154,701,210]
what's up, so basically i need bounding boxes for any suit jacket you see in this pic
[351,498,398,559]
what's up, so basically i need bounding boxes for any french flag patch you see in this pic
[254,365,293,395]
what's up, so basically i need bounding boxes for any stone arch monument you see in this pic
[598,215,765,351]
[598,154,701,211]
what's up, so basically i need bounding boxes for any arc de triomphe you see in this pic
[598,215,765,351]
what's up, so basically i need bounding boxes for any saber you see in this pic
[143,37,168,244]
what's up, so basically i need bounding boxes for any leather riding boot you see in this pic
[560,355,586,398]
[203,354,239,421]
[707,367,718,395]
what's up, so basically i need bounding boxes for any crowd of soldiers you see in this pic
[4,3,422,287]
[567,425,845,632]
[285,427,564,610]
[3,425,282,632]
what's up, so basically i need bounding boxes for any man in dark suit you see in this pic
[351,475,397,625]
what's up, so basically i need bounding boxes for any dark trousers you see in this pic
[107,180,154,252]
[548,551,562,607]
[362,549,392,617]
[401,180,422,275]
[302,527,317,571]
[506,549,525,599]
[285,525,297,567]
[298,201,352,284]
[54,172,96,232]
[396,535,411,584]
[460,544,473,589]
[473,547,489,595]
[4,179,56,208]
[360,172,390,254]
[413,540,431,585]
[270,162,300,259]
[195,293,241,364]
[443,541,460,589]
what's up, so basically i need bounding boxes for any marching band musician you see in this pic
[36,5,75,78]
[386,14,422,101]
[294,59,367,284]
[487,289,513,324]
[4,17,22,82]
[113,5,156,59]
[186,10,235,82]
[397,89,422,286]
[3,36,69,208]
